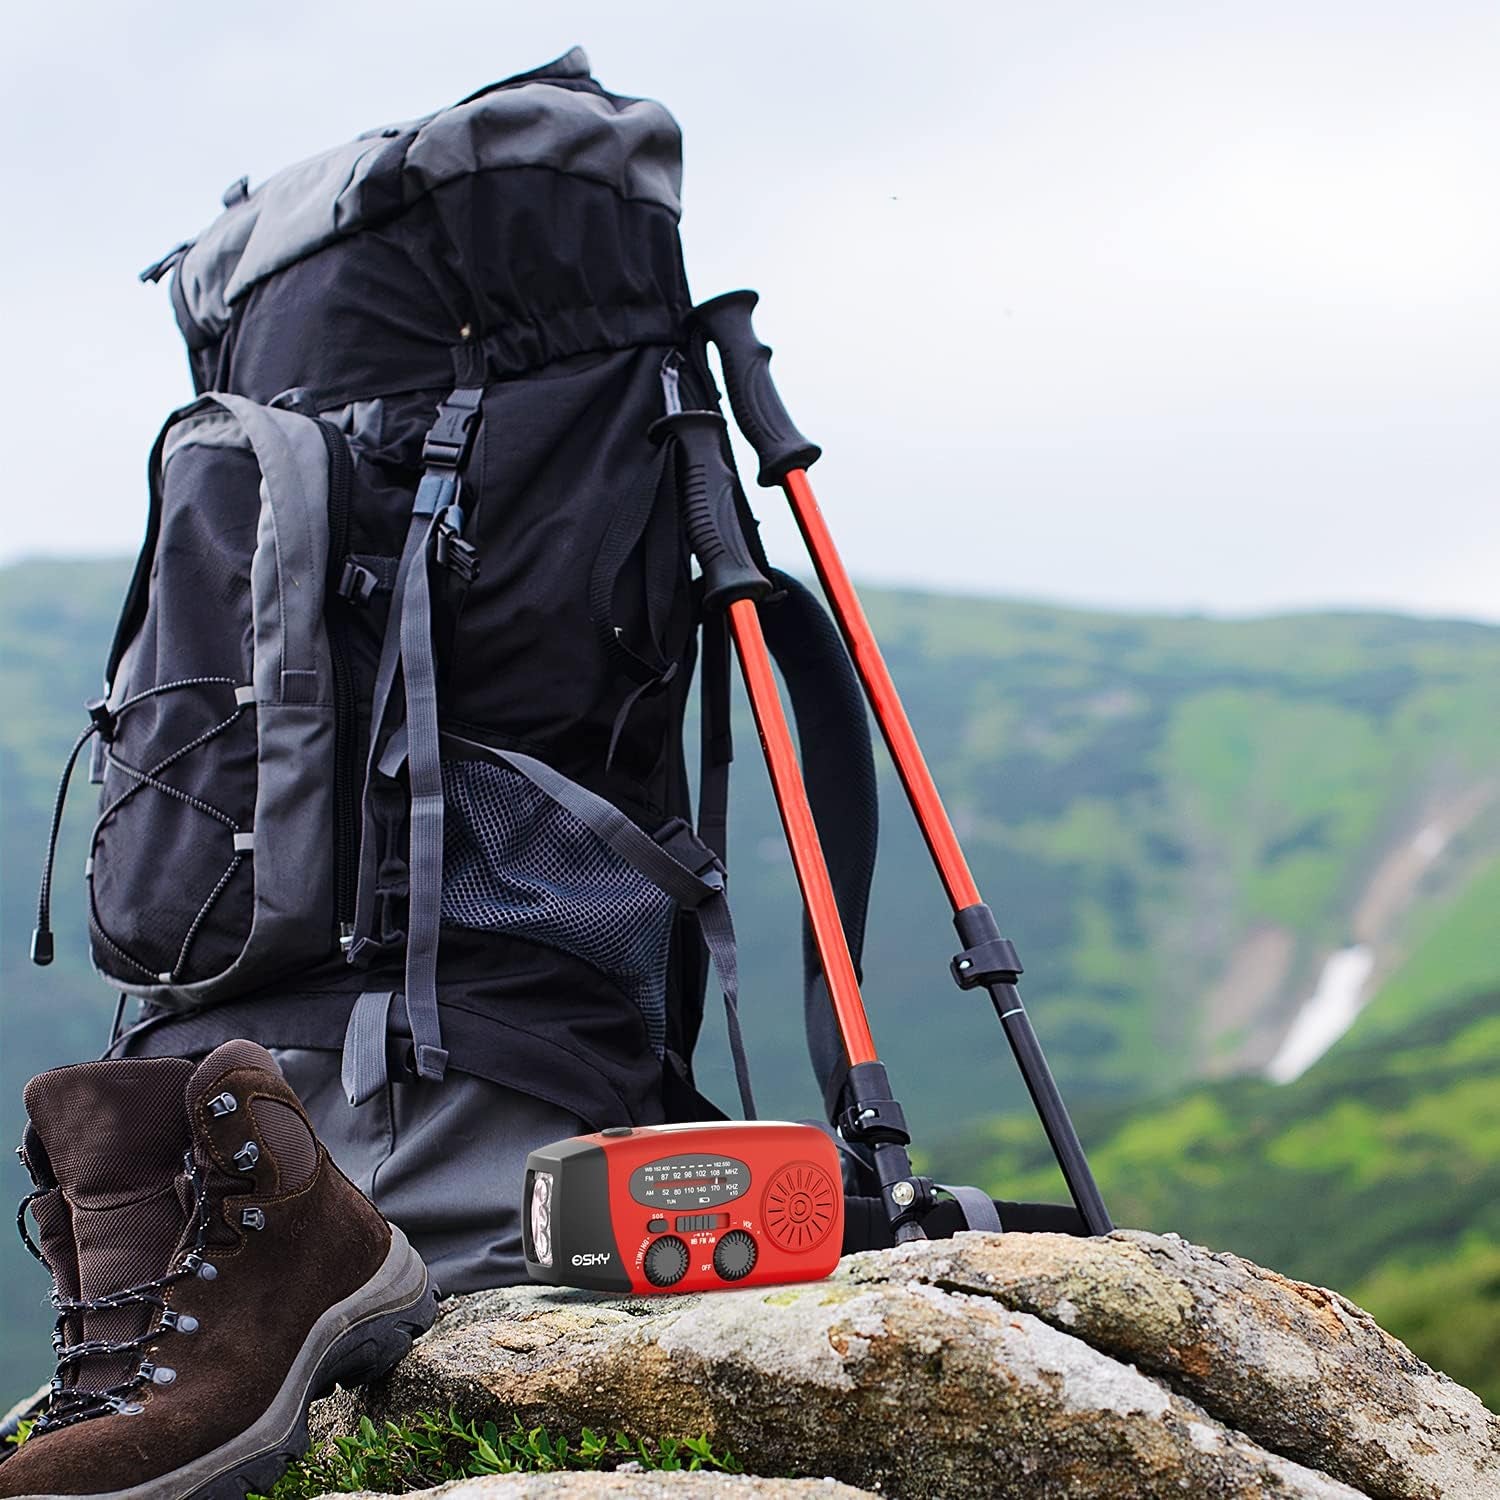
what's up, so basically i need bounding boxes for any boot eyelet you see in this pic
[162,1310,199,1333]
[208,1092,238,1117]
[233,1140,260,1171]
[197,1262,218,1281]
[151,1366,177,1385]
[240,1207,266,1231]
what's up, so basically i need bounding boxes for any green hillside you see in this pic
[929,977,1500,1407]
[2,557,1498,1398]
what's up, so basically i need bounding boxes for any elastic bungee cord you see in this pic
[31,675,245,970]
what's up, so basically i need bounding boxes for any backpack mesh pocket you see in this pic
[440,758,674,1054]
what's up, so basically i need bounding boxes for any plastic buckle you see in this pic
[654,817,725,885]
[434,507,479,583]
[951,935,1024,990]
[86,697,117,743]
[420,388,483,471]
[838,1095,912,1147]
[337,558,381,607]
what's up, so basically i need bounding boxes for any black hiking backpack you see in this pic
[32,50,886,1292]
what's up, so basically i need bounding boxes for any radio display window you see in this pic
[628,1155,749,1209]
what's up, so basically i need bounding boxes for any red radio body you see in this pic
[522,1121,844,1294]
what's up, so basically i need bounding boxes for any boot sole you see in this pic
[15,1224,437,1500]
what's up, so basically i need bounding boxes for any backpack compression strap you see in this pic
[349,388,483,1085]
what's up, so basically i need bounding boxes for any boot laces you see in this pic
[15,1148,213,1433]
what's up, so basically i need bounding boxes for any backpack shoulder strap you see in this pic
[758,570,879,1111]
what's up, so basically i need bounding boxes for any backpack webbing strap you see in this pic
[342,989,397,1105]
[697,608,732,864]
[937,1183,1004,1232]
[397,501,449,1081]
[758,572,880,1112]
[691,876,756,1120]
[350,518,424,949]
[349,387,483,1085]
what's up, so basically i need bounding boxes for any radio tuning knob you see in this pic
[643,1235,690,1287]
[712,1229,758,1282]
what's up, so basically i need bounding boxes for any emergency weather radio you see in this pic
[523,1122,843,1293]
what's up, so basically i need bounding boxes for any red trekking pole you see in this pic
[688,293,1113,1236]
[653,409,932,1243]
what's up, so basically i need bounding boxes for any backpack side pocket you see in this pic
[90,395,340,1003]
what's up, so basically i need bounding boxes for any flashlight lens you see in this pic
[530,1170,554,1267]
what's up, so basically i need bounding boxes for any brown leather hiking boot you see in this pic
[2,1040,437,1500]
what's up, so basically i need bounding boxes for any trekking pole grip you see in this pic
[651,410,773,610]
[690,291,822,487]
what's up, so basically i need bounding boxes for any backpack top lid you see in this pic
[158,48,687,395]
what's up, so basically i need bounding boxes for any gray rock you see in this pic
[320,1232,1499,1500]
[859,1230,1500,1499]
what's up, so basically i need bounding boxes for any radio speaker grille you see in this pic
[762,1161,838,1253]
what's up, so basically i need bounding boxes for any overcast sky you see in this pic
[2,2,1495,620]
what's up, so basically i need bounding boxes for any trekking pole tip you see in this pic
[31,928,54,966]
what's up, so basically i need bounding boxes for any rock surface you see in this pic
[864,1231,1498,1499]
[316,1231,1500,1500]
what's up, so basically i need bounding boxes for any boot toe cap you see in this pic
[0,1410,181,1497]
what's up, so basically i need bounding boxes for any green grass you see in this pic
[6,1412,738,1497]
[259,1414,739,1497]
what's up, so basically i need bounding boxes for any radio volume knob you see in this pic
[712,1229,758,1282]
[643,1235,690,1288]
